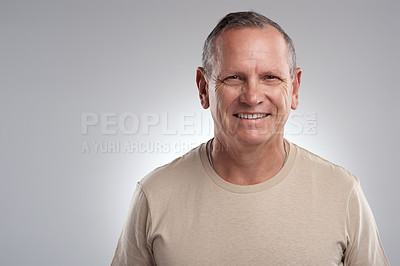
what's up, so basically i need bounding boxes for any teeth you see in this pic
[237,113,268,119]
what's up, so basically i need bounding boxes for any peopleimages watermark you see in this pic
[81,140,205,154]
[80,112,317,153]
[81,112,213,135]
[81,112,316,136]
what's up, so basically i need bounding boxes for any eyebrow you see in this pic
[219,69,285,78]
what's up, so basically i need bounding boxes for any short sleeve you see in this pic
[343,182,389,265]
[111,183,155,266]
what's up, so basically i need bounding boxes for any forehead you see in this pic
[213,27,290,72]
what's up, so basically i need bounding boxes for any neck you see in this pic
[209,135,288,185]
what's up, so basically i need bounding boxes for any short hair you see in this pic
[202,11,297,78]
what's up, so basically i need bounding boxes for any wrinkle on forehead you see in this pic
[212,27,291,77]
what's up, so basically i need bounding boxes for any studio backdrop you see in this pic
[1,0,399,265]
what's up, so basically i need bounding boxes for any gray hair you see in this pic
[202,11,297,78]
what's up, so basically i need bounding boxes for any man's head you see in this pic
[202,11,297,79]
[196,11,301,148]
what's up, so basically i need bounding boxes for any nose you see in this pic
[239,79,263,106]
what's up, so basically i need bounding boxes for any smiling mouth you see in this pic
[233,113,270,120]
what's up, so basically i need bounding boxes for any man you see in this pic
[112,11,389,265]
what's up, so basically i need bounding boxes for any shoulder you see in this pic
[138,143,206,199]
[291,142,359,192]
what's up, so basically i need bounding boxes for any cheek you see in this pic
[272,84,292,109]
[214,87,232,110]
[212,86,238,125]
[209,86,225,123]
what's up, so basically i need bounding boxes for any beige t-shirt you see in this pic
[112,141,389,266]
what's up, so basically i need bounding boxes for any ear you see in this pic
[196,67,210,109]
[291,67,302,110]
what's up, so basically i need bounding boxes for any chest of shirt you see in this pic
[148,189,347,266]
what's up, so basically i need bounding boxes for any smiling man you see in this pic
[196,22,301,186]
[112,11,389,265]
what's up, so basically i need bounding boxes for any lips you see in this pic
[233,113,270,119]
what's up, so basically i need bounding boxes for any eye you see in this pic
[262,75,282,84]
[222,75,244,86]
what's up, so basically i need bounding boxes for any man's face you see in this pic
[197,27,301,147]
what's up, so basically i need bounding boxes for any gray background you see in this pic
[1,0,399,265]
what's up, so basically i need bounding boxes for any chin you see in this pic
[233,131,275,146]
